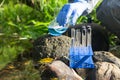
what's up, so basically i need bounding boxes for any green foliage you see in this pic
[36,0,67,21]
[0,3,47,39]
[0,46,24,69]
[0,0,67,70]
[0,0,67,39]
[109,33,119,47]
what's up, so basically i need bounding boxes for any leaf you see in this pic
[7,21,17,27]
[38,58,54,64]
[50,78,58,80]
[7,64,15,69]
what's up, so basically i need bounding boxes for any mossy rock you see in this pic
[31,35,71,61]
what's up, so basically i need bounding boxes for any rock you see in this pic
[95,62,120,80]
[32,35,71,61]
[84,62,120,80]
[93,51,120,68]
[42,60,83,80]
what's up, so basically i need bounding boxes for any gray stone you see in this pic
[93,51,120,68]
[95,62,120,80]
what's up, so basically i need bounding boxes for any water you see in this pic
[48,26,68,36]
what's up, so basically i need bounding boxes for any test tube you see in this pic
[87,25,92,46]
[82,26,87,47]
[75,29,81,47]
[71,28,75,47]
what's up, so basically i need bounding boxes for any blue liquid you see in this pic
[48,27,68,36]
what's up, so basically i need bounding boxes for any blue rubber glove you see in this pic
[56,0,89,26]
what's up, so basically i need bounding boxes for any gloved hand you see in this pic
[56,1,89,26]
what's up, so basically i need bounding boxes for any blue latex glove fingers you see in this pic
[57,4,73,26]
[57,1,89,26]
